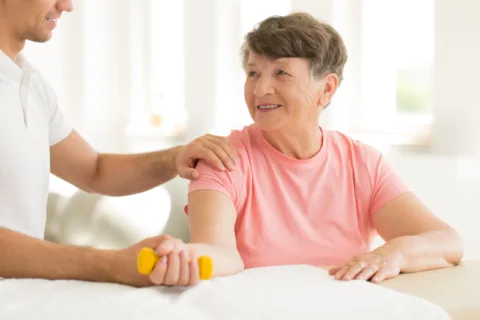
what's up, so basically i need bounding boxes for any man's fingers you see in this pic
[198,148,226,172]
[208,136,237,163]
[201,141,234,171]
[154,239,177,256]
[155,238,183,257]
[178,167,200,180]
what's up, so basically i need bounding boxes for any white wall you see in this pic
[387,0,480,260]
[431,0,480,155]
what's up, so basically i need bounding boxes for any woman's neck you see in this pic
[260,124,323,160]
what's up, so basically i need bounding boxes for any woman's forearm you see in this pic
[394,228,464,273]
[187,243,245,277]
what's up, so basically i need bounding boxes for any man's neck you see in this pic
[0,20,25,61]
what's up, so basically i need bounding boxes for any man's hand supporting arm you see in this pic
[0,226,177,287]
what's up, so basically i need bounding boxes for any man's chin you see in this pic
[28,32,53,43]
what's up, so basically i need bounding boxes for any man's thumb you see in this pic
[179,168,199,180]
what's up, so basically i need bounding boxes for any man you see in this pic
[0,0,236,287]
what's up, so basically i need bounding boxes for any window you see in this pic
[148,0,186,136]
[354,0,434,145]
[127,0,187,138]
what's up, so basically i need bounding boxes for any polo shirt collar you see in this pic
[0,49,35,82]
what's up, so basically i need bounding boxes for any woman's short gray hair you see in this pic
[241,12,348,83]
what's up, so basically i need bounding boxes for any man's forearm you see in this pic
[0,227,116,282]
[394,228,464,273]
[187,243,245,277]
[91,146,182,196]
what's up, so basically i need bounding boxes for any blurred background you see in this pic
[27,0,480,260]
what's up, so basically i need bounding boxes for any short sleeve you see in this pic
[41,77,72,146]
[188,161,244,209]
[364,146,411,215]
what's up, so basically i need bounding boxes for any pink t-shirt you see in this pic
[188,124,409,268]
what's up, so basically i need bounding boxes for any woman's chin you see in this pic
[253,120,284,132]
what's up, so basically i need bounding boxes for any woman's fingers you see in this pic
[177,250,191,286]
[149,255,168,285]
[328,266,341,275]
[355,264,380,281]
[333,264,351,280]
[163,251,180,286]
[341,261,369,280]
[371,267,397,283]
[189,255,200,286]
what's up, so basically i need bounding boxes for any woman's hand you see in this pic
[328,240,406,283]
[149,238,201,287]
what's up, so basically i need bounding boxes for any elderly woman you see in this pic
[147,12,464,287]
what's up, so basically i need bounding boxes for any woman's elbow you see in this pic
[219,250,245,277]
[446,227,465,265]
[233,252,246,272]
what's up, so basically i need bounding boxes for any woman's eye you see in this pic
[277,70,289,76]
[248,71,257,77]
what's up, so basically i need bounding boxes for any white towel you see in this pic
[0,265,450,320]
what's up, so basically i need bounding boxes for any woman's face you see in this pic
[244,52,331,133]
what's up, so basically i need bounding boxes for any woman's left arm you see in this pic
[373,192,463,272]
[329,192,464,282]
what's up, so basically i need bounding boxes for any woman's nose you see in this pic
[253,76,275,97]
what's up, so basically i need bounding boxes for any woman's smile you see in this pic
[257,104,282,112]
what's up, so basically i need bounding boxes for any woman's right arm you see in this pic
[186,189,245,277]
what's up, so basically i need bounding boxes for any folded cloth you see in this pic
[0,265,450,320]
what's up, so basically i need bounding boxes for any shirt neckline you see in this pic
[251,123,329,166]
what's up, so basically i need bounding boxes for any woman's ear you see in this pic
[317,73,339,108]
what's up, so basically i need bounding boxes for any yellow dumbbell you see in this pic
[137,247,213,280]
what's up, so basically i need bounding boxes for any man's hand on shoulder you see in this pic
[176,134,237,180]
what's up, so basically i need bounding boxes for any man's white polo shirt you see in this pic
[0,50,72,239]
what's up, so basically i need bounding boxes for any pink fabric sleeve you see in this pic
[188,161,244,209]
[366,148,411,215]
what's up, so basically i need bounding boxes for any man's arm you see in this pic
[186,190,244,277]
[0,226,175,287]
[0,226,116,281]
[50,130,236,196]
